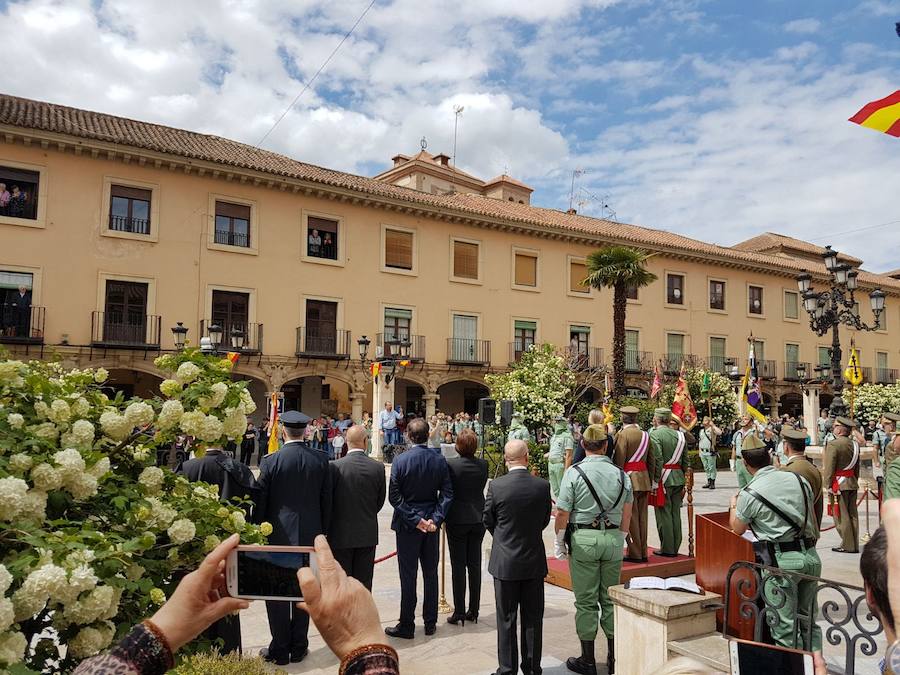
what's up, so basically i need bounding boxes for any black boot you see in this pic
[566,640,597,675]
[701,479,711,489]
[709,479,716,490]
[607,637,615,674]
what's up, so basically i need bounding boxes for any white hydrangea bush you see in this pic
[853,383,900,426]
[0,349,266,672]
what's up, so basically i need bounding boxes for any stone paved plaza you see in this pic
[237,464,884,674]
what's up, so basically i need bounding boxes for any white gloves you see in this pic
[729,459,736,472]
[554,529,568,560]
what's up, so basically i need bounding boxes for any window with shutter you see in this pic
[214,201,251,247]
[385,229,413,270]
[784,291,799,319]
[709,280,725,310]
[667,274,684,304]
[453,241,479,279]
[749,285,763,314]
[307,216,339,260]
[514,253,537,287]
[0,165,40,220]
[570,261,588,293]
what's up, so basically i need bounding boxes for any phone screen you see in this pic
[731,640,812,674]
[236,550,309,599]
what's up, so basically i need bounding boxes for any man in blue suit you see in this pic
[385,417,454,639]
[255,410,332,665]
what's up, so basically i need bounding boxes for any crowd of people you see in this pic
[73,398,900,675]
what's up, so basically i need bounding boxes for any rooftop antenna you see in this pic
[568,168,585,211]
[420,136,427,151]
[452,105,464,166]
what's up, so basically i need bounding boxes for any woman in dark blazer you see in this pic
[444,428,489,625]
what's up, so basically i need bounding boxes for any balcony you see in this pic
[0,305,45,344]
[661,353,698,374]
[92,312,161,349]
[201,320,263,354]
[756,359,777,379]
[625,349,652,373]
[860,366,872,383]
[565,347,604,371]
[295,327,350,359]
[109,214,150,235]
[706,355,737,375]
[376,333,425,361]
[876,368,898,384]
[213,229,250,248]
[508,340,537,364]
[447,338,490,366]
[783,361,810,382]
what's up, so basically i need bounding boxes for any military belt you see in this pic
[570,521,620,530]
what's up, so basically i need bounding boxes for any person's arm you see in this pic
[542,481,552,528]
[377,468,387,512]
[482,483,496,534]
[252,457,270,524]
[564,446,573,471]
[620,502,633,533]
[730,492,751,535]
[388,462,426,531]
[432,460,454,528]
[822,444,836,493]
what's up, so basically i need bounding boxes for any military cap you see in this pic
[281,410,311,428]
[653,407,672,420]
[883,412,900,423]
[620,405,640,415]
[582,424,608,442]
[835,416,857,429]
[781,428,808,442]
[741,433,766,450]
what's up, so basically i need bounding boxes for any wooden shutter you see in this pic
[514,253,537,286]
[453,241,479,279]
[385,229,413,269]
[215,201,251,220]
[308,215,338,234]
[570,262,588,293]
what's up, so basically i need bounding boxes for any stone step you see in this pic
[667,632,730,673]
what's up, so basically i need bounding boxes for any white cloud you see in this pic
[784,18,822,34]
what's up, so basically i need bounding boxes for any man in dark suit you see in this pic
[386,417,454,639]
[255,410,332,666]
[484,439,552,675]
[178,444,258,654]
[328,424,386,590]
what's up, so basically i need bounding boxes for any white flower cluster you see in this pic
[239,388,257,414]
[29,421,59,441]
[138,467,165,494]
[0,360,25,387]
[223,407,248,440]
[99,411,131,442]
[6,413,24,429]
[141,496,177,529]
[67,621,115,659]
[0,564,13,633]
[72,397,91,417]
[94,368,108,383]
[31,463,62,492]
[0,630,26,666]
[62,585,116,625]
[8,453,33,474]
[33,400,50,419]
[175,361,201,384]
[160,378,182,398]
[63,418,95,449]
[0,477,28,521]
[157,399,184,431]
[198,381,229,410]
[11,564,68,620]
[53,449,99,501]
[179,410,224,442]
[49,398,72,424]
[167,518,196,545]
[124,401,155,428]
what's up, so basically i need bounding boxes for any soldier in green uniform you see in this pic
[780,428,824,534]
[698,416,722,489]
[547,416,575,500]
[823,416,861,553]
[729,442,822,652]
[613,405,658,563]
[507,411,531,444]
[649,408,688,557]
[731,415,757,488]
[555,424,633,675]
[883,413,900,501]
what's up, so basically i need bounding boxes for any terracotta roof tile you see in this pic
[733,232,863,265]
[484,174,534,191]
[2,93,897,292]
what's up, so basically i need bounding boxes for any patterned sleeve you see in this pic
[72,622,173,675]
[340,644,400,675]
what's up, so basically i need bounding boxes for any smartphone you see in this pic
[226,545,317,601]
[728,638,815,675]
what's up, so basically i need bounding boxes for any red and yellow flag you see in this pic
[849,90,900,137]
[671,367,698,430]
[226,351,240,364]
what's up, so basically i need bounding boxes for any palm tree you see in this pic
[584,246,657,397]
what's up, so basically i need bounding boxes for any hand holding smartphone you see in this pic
[728,638,815,675]
[226,545,318,601]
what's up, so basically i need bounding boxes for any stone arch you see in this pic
[81,358,168,381]
[278,365,358,393]
[101,367,164,399]
[437,378,489,415]
[779,392,803,419]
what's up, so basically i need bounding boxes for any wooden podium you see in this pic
[695,511,755,640]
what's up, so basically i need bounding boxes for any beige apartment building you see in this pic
[1,93,898,426]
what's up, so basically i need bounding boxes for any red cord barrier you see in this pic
[374,551,397,564]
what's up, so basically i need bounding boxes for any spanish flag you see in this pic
[267,392,280,454]
[849,90,900,137]
[226,351,240,365]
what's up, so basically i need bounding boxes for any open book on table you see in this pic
[624,576,703,594]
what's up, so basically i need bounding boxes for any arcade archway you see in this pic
[437,379,488,416]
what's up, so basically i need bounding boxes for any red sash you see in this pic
[831,469,855,493]
[663,463,682,471]
[624,431,650,474]
[624,461,647,472]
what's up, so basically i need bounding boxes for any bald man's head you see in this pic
[346,425,367,449]
[504,439,529,467]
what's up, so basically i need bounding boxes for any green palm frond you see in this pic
[582,246,658,290]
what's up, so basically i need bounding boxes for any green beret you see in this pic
[582,424,608,442]
[835,416,857,429]
[620,406,640,415]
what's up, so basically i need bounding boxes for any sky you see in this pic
[2,0,899,270]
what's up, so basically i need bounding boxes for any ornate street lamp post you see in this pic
[796,246,886,419]
[357,334,412,386]
[171,322,189,350]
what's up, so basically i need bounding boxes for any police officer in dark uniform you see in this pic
[255,410,333,665]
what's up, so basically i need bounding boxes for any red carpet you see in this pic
[545,552,695,591]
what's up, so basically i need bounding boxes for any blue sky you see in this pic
[2,0,899,269]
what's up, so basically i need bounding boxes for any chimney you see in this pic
[433,153,451,167]
[566,208,577,215]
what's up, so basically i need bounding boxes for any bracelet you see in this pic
[339,643,399,675]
